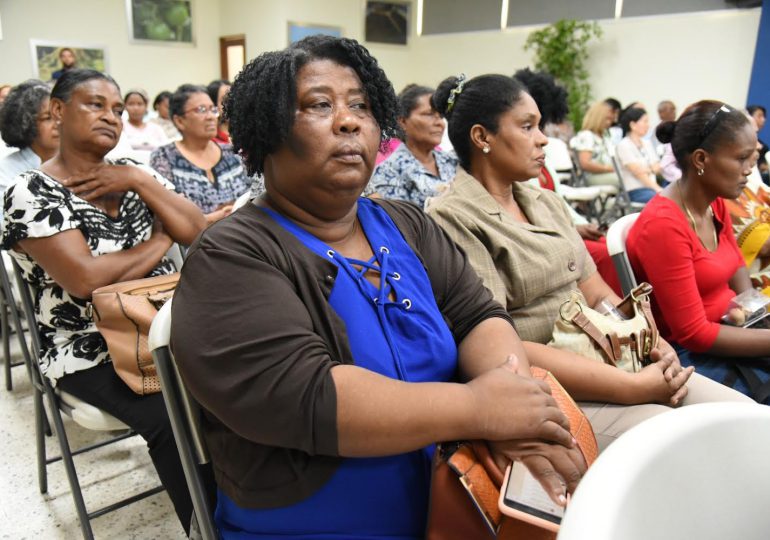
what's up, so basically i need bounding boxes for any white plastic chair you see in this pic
[606,212,640,296]
[558,402,770,540]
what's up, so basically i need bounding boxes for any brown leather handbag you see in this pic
[426,367,599,540]
[89,273,179,395]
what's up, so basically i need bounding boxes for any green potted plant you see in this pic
[524,19,602,130]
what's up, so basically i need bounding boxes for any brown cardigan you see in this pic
[171,198,511,508]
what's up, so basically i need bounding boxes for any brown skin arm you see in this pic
[578,150,613,174]
[63,164,206,245]
[16,226,172,300]
[333,317,584,504]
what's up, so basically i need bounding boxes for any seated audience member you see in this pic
[150,91,182,141]
[570,101,621,187]
[171,36,586,539]
[367,84,458,208]
[514,69,621,294]
[616,107,662,203]
[150,84,250,223]
[427,74,750,449]
[604,97,623,146]
[748,104,768,184]
[0,69,207,534]
[207,79,231,145]
[627,101,770,402]
[123,88,169,151]
[0,84,15,159]
[660,143,682,183]
[0,80,59,193]
[652,100,677,155]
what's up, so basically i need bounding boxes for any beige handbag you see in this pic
[89,273,179,395]
[547,282,659,373]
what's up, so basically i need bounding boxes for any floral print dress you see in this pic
[0,159,176,384]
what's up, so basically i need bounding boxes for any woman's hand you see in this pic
[466,355,574,448]
[633,348,693,406]
[489,439,587,506]
[205,203,234,224]
[62,163,143,200]
[576,223,604,241]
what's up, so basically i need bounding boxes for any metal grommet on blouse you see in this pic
[327,249,335,258]
[402,298,412,310]
[392,272,401,280]
[379,246,390,254]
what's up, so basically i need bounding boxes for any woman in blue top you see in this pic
[171,36,585,539]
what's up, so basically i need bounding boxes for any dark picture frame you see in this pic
[365,1,408,45]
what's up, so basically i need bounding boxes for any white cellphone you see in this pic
[498,461,564,532]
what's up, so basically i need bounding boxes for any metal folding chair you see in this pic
[150,299,218,540]
[1,251,31,390]
[11,259,163,540]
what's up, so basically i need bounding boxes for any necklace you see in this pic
[677,180,717,250]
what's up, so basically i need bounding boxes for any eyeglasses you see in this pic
[184,105,220,117]
[697,104,731,147]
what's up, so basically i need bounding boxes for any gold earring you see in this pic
[482,145,490,154]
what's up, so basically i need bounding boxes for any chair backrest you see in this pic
[558,402,770,540]
[149,300,217,540]
[605,213,640,296]
[544,137,575,184]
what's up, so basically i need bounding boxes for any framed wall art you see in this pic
[288,22,342,45]
[127,0,194,45]
[365,1,408,45]
[30,40,109,82]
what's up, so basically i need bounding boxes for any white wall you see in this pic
[0,0,221,100]
[218,0,417,92]
[0,1,760,123]
[407,8,761,123]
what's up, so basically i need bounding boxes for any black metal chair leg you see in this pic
[45,389,94,540]
[35,385,48,494]
[2,298,11,391]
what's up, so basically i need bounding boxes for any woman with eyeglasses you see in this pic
[627,100,770,403]
[366,84,457,209]
[150,84,250,223]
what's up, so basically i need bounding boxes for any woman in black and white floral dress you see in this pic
[1,69,207,535]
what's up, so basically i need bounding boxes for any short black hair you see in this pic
[619,107,647,136]
[153,91,172,110]
[51,68,119,103]
[169,84,208,118]
[656,100,749,175]
[0,80,50,149]
[513,68,568,128]
[748,104,767,117]
[225,35,399,176]
[206,79,231,105]
[604,97,621,112]
[432,74,527,171]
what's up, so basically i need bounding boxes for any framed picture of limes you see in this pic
[127,0,194,45]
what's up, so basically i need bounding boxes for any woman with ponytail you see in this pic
[627,100,770,402]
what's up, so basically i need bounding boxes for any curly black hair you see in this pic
[513,68,568,128]
[225,35,399,176]
[0,80,51,149]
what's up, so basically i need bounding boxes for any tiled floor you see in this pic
[0,339,185,539]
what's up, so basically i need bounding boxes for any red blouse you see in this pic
[627,195,744,352]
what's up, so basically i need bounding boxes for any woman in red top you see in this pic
[627,100,770,402]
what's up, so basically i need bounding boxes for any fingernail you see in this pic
[558,494,567,505]
[572,436,577,446]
